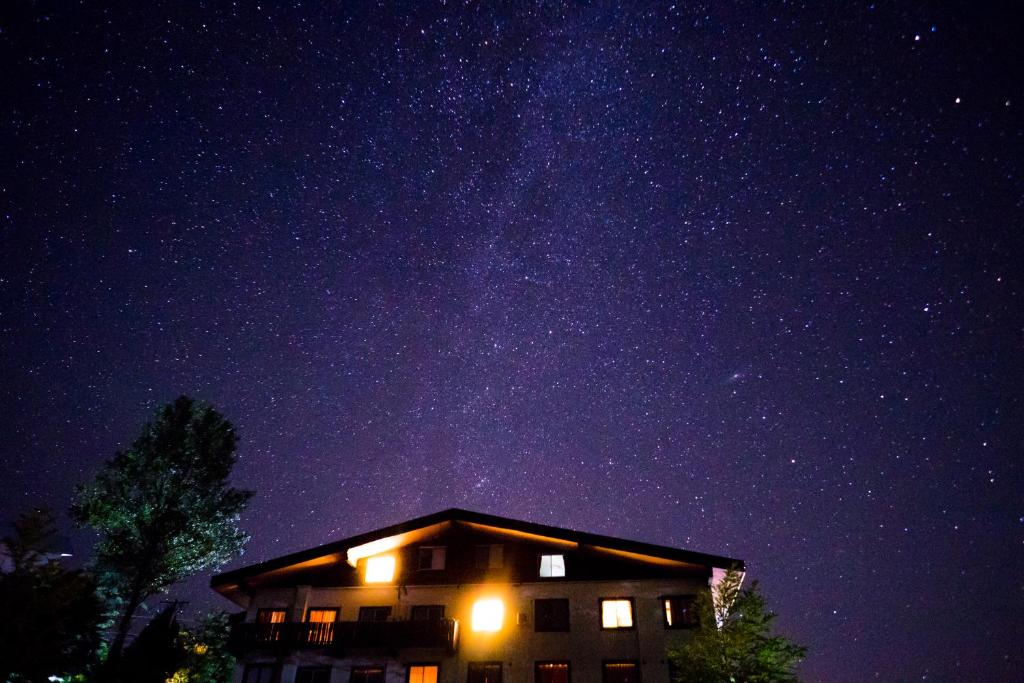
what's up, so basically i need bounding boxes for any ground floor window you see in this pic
[408,663,440,683]
[467,661,503,683]
[351,666,385,683]
[296,667,330,683]
[602,661,640,683]
[535,661,570,683]
[243,664,277,683]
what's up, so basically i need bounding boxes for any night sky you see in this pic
[2,2,1022,681]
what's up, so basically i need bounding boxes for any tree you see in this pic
[0,508,103,683]
[72,396,253,668]
[667,568,806,683]
[168,612,237,683]
[115,603,185,683]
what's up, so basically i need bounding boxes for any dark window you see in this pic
[662,595,698,629]
[296,667,330,683]
[351,667,385,683]
[535,661,570,683]
[256,608,286,623]
[417,546,446,570]
[475,544,504,569]
[598,663,638,683]
[243,665,276,683]
[602,661,640,683]
[467,662,503,683]
[358,606,392,622]
[411,605,445,621]
[534,599,570,632]
[407,664,440,683]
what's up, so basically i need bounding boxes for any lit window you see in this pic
[407,665,439,683]
[417,546,446,570]
[364,554,395,583]
[535,662,569,683]
[471,598,505,632]
[601,599,634,629]
[538,554,565,578]
[602,661,639,683]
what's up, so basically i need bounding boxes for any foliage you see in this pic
[114,603,184,683]
[0,508,103,683]
[168,612,236,683]
[668,568,806,683]
[72,396,253,665]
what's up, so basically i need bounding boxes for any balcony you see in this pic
[228,618,459,656]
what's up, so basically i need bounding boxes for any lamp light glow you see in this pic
[364,554,396,583]
[471,598,505,632]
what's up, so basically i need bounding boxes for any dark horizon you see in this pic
[2,2,1021,681]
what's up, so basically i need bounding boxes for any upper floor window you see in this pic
[255,608,286,642]
[305,607,337,644]
[663,595,698,629]
[600,599,634,629]
[418,546,446,571]
[538,554,565,578]
[475,544,504,569]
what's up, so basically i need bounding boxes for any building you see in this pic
[211,508,743,683]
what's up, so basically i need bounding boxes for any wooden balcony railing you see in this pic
[228,618,459,655]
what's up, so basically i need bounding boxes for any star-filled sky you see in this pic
[2,2,1022,681]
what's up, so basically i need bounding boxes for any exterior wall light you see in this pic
[471,598,504,632]
[364,554,396,583]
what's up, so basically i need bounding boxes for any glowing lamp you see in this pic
[364,554,396,583]
[471,598,505,632]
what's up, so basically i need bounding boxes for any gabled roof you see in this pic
[211,507,743,597]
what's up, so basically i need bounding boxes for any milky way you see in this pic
[2,3,1022,681]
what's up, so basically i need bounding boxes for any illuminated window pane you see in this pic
[601,599,634,628]
[603,661,639,683]
[538,554,565,578]
[408,665,439,683]
[364,554,395,583]
[471,598,505,632]
[664,595,698,628]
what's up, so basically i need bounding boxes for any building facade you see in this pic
[211,509,743,683]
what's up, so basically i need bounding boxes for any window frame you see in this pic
[410,604,445,621]
[358,605,393,622]
[255,608,287,623]
[417,545,447,571]
[467,661,503,683]
[304,606,338,622]
[537,553,566,578]
[661,594,698,629]
[601,660,641,683]
[406,662,441,683]
[534,598,570,632]
[598,597,636,631]
[534,660,571,683]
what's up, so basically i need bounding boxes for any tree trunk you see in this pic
[105,590,143,671]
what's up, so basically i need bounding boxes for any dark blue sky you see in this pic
[2,2,1022,681]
